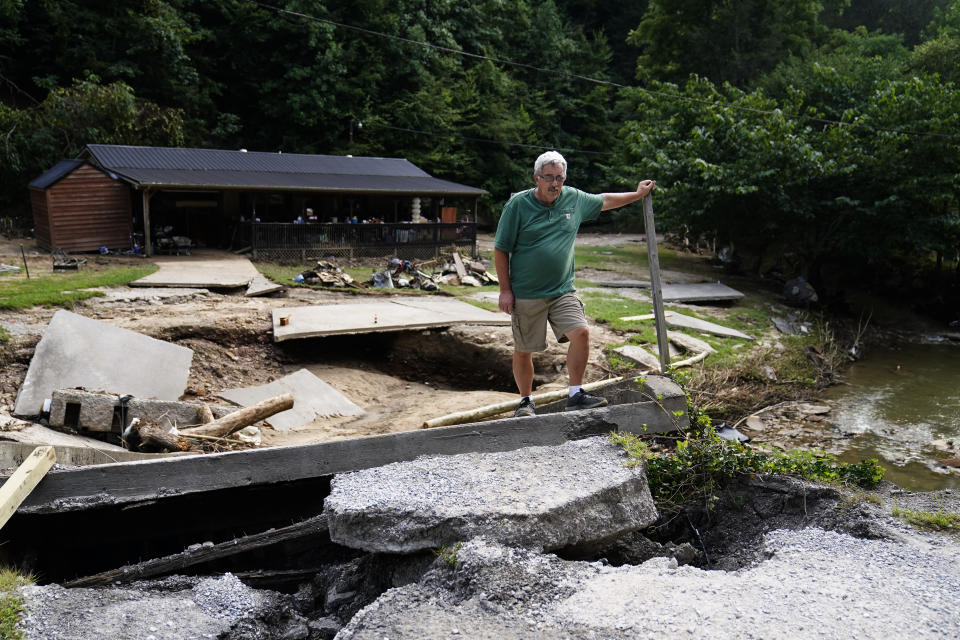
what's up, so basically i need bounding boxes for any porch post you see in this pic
[142,189,153,257]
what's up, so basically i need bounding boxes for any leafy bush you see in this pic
[611,428,884,512]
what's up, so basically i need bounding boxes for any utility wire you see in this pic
[366,122,611,156]
[247,0,960,141]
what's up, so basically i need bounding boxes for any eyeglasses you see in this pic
[537,173,566,184]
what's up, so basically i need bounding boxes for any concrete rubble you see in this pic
[13,309,193,417]
[219,368,363,430]
[48,389,235,432]
[324,437,658,553]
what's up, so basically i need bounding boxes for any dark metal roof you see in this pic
[83,145,486,196]
[28,160,85,189]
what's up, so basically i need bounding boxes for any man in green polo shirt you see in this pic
[494,150,655,417]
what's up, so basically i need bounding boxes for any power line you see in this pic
[247,0,960,142]
[366,122,611,156]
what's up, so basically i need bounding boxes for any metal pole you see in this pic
[643,195,670,372]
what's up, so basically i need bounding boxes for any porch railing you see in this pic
[237,221,477,262]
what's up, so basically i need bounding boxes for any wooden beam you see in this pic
[18,378,689,515]
[0,446,57,530]
[64,513,328,587]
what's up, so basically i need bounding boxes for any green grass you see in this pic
[0,266,157,311]
[574,244,713,275]
[0,326,10,345]
[0,568,33,640]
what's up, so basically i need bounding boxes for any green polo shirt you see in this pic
[494,186,604,299]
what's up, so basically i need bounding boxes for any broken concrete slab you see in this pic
[130,251,260,288]
[272,297,510,341]
[48,389,235,432]
[84,287,210,305]
[661,281,744,303]
[620,310,752,340]
[17,376,687,514]
[13,310,194,417]
[218,368,363,431]
[244,273,284,297]
[596,280,651,289]
[613,345,661,371]
[667,330,717,354]
[324,437,657,553]
[661,311,752,339]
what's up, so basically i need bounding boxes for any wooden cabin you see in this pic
[28,160,132,253]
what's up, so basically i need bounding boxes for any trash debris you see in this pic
[51,249,87,271]
[783,277,818,306]
[294,252,496,292]
[715,423,751,443]
[297,260,363,288]
[0,263,20,274]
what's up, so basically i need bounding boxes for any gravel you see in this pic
[18,573,275,640]
[337,527,960,639]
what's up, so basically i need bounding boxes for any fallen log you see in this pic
[423,377,625,429]
[64,513,327,588]
[180,393,293,438]
[668,349,710,369]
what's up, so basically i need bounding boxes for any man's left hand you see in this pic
[636,180,656,197]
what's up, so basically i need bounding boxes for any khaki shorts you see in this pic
[511,292,586,353]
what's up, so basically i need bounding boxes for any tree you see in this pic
[628,0,839,87]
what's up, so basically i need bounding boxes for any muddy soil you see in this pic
[0,232,878,456]
[0,235,634,448]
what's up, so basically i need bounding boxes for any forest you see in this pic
[1,0,958,314]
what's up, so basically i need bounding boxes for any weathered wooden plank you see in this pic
[0,446,57,530]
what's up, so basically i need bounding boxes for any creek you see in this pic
[823,339,960,491]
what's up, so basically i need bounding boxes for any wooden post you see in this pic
[0,446,56,530]
[142,189,153,257]
[643,195,671,372]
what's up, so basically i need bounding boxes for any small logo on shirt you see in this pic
[565,213,571,219]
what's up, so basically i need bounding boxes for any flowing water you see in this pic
[822,340,960,491]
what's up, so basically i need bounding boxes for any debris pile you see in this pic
[436,252,498,287]
[297,250,498,292]
[373,258,440,291]
[295,261,360,288]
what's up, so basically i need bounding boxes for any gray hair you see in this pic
[534,151,567,176]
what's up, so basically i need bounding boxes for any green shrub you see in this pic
[611,428,884,512]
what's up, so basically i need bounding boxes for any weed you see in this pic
[838,492,884,511]
[0,326,10,345]
[0,567,33,640]
[891,494,960,531]
[432,541,462,567]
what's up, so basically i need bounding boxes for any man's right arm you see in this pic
[494,248,514,314]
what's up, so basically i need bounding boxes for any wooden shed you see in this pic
[29,160,132,252]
